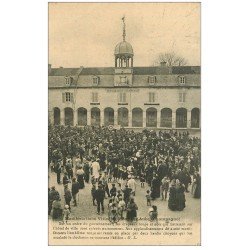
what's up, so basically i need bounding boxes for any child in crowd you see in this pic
[148,205,158,221]
[146,190,152,206]
[140,172,146,188]
[118,197,126,219]
[110,183,117,197]
[63,204,70,222]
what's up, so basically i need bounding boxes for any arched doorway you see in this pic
[78,108,87,126]
[104,107,114,126]
[91,107,100,126]
[160,108,172,127]
[65,107,73,126]
[132,108,143,127]
[53,107,60,125]
[176,108,187,128]
[118,107,128,127]
[191,108,200,128]
[146,108,157,127]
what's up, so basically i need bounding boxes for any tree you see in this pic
[155,52,188,66]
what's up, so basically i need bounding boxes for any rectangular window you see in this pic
[92,92,98,102]
[179,93,186,102]
[149,92,155,103]
[65,76,73,86]
[148,76,156,85]
[62,92,73,102]
[119,93,126,103]
[179,76,186,85]
[93,76,99,85]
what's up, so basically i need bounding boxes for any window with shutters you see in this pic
[118,92,126,103]
[93,76,99,85]
[179,76,186,85]
[149,92,155,103]
[92,92,98,102]
[148,76,156,85]
[179,93,186,102]
[62,92,73,102]
[65,76,73,86]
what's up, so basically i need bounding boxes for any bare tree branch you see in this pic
[155,52,188,66]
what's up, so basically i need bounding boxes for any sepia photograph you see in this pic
[48,2,201,245]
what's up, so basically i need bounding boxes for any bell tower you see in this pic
[114,16,134,86]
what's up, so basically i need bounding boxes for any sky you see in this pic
[49,2,200,68]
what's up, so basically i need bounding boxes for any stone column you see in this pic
[114,109,118,126]
[87,109,91,126]
[128,110,132,127]
[49,109,54,126]
[100,109,104,126]
[61,108,65,126]
[156,109,161,128]
[143,110,146,128]
[172,110,176,129]
[73,109,78,126]
[187,110,191,128]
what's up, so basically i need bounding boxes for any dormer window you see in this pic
[92,76,100,85]
[120,76,127,84]
[179,76,186,85]
[65,76,73,86]
[148,76,156,86]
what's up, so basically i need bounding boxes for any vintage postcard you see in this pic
[48,2,201,245]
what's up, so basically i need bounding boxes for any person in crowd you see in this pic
[148,205,158,221]
[95,184,105,215]
[48,186,60,215]
[118,197,126,220]
[175,179,186,211]
[54,160,62,184]
[151,174,161,200]
[123,184,131,206]
[51,195,63,220]
[76,166,85,189]
[63,172,70,186]
[92,159,100,182]
[65,160,73,180]
[192,171,201,199]
[91,184,97,206]
[161,176,170,201]
[71,177,80,207]
[140,172,146,188]
[64,184,72,211]
[110,184,117,197]
[146,190,152,206]
[83,159,90,183]
[127,175,136,196]
[63,204,70,222]
[126,198,138,222]
[168,180,177,211]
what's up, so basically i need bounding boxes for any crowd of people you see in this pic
[48,125,201,222]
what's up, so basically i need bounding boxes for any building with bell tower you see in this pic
[48,17,201,132]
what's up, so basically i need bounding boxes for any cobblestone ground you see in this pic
[48,171,200,222]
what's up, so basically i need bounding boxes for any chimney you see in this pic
[160,61,166,67]
[48,64,52,74]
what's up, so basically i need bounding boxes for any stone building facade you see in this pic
[48,23,200,130]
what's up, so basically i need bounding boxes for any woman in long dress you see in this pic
[191,172,201,198]
[168,180,177,211]
[175,180,186,211]
[76,166,85,189]
[126,198,138,221]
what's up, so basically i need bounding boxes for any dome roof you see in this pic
[114,41,134,56]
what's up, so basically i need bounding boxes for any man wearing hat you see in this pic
[95,184,105,215]
[64,184,72,211]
